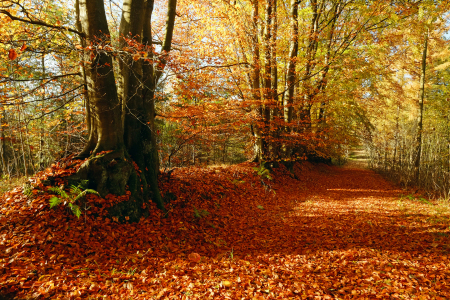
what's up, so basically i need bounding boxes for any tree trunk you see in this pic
[0,112,6,175]
[17,106,28,177]
[250,0,263,162]
[250,0,275,162]
[317,2,339,127]
[414,29,428,181]
[75,0,95,158]
[269,0,279,160]
[70,0,177,221]
[78,0,123,154]
[283,0,299,158]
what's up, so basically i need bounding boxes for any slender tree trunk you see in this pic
[17,106,28,177]
[25,123,35,174]
[316,2,339,128]
[260,0,273,161]
[269,0,279,159]
[140,0,177,210]
[298,0,319,140]
[270,0,278,104]
[0,111,6,174]
[283,0,299,158]
[414,29,428,181]
[250,0,263,162]
[75,0,95,158]
[38,54,46,170]
[393,104,400,170]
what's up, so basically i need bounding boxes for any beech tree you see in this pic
[74,0,177,217]
[0,0,177,220]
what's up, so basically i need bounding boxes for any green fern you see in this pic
[48,185,99,218]
[253,163,272,180]
[70,185,82,196]
[69,204,82,218]
[73,189,99,202]
[49,186,69,198]
[49,196,62,208]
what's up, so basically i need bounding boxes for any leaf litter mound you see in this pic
[0,159,449,299]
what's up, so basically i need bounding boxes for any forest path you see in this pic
[1,160,450,299]
[343,146,369,169]
[214,161,450,298]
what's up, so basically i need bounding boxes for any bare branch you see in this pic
[0,72,81,83]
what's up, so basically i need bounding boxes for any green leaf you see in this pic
[70,204,82,218]
[69,185,82,196]
[49,187,68,199]
[73,189,99,202]
[49,197,62,208]
[257,205,264,210]
[83,189,99,195]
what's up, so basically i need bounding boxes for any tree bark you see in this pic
[253,0,273,162]
[78,0,123,154]
[69,0,178,220]
[0,112,6,174]
[250,0,263,162]
[283,0,300,158]
[317,2,339,127]
[414,29,428,181]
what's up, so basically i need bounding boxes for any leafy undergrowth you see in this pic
[1,159,450,299]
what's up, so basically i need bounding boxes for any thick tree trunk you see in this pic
[72,0,135,222]
[78,0,123,154]
[70,0,177,221]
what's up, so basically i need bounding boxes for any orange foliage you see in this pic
[0,158,449,298]
[8,49,17,60]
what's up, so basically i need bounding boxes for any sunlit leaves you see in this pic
[1,157,449,298]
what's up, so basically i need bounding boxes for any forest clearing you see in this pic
[0,156,449,299]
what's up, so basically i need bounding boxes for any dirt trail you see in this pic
[219,161,450,298]
[343,147,370,169]
[1,159,449,299]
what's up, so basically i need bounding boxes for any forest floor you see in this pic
[0,156,450,299]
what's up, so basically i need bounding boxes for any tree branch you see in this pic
[0,10,86,38]
[0,72,81,83]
